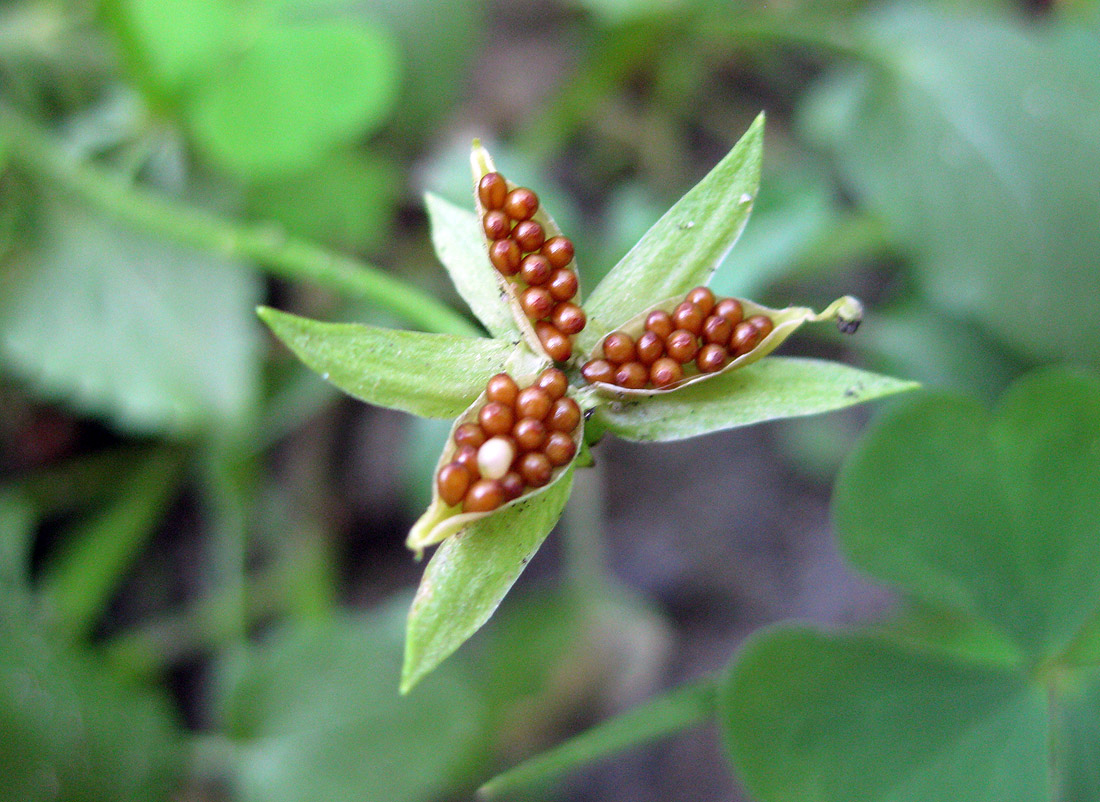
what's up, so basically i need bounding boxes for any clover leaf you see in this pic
[722,367,1100,802]
[261,115,916,692]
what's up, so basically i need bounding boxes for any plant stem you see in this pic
[0,103,480,337]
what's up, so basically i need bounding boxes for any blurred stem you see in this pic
[699,12,872,63]
[0,103,479,337]
[560,459,609,598]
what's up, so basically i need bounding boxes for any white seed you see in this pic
[477,437,515,481]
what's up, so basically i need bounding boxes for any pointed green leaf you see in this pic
[590,357,917,442]
[834,368,1100,659]
[425,192,521,340]
[720,626,1049,802]
[579,113,763,352]
[401,464,575,693]
[259,307,515,419]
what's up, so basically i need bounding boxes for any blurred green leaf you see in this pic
[402,464,575,693]
[0,590,183,802]
[218,603,486,802]
[0,202,263,435]
[0,490,35,586]
[591,356,917,442]
[879,601,1023,668]
[833,369,1100,659]
[1053,669,1100,802]
[800,6,1100,364]
[247,149,400,251]
[721,626,1049,802]
[258,307,515,419]
[580,113,763,352]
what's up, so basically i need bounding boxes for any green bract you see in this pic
[261,115,916,692]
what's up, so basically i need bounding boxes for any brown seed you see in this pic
[489,238,521,276]
[479,401,514,436]
[453,444,480,478]
[483,210,511,240]
[671,301,704,336]
[515,386,552,421]
[464,479,505,512]
[702,313,732,345]
[542,236,574,268]
[685,286,716,317]
[437,462,471,506]
[715,297,744,326]
[500,471,525,501]
[581,359,615,384]
[518,452,552,488]
[478,172,507,210]
[536,322,572,362]
[645,310,674,339]
[520,254,552,286]
[521,286,554,320]
[547,268,579,301]
[485,373,519,407]
[453,422,486,450]
[512,417,547,452]
[696,343,728,373]
[534,368,568,400]
[551,302,587,335]
[504,187,539,221]
[546,397,581,432]
[650,357,683,388]
[513,220,545,252]
[636,331,665,365]
[747,314,774,339]
[544,431,576,466]
[602,331,636,363]
[666,329,699,363]
[615,361,649,389]
[730,320,761,355]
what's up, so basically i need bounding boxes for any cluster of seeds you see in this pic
[478,172,586,362]
[581,286,775,390]
[436,368,581,513]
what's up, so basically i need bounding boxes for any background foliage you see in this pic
[1,0,1097,800]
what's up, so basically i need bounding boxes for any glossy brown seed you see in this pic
[483,210,511,240]
[464,479,505,512]
[515,386,552,421]
[437,462,471,506]
[453,444,480,478]
[521,286,554,320]
[546,397,581,432]
[685,286,716,317]
[520,254,553,286]
[535,368,568,400]
[489,238,522,276]
[714,297,744,326]
[485,373,519,407]
[504,187,539,221]
[479,401,514,436]
[512,417,547,452]
[453,422,486,450]
[551,302,586,335]
[636,331,665,365]
[518,452,552,488]
[702,313,732,345]
[602,331,636,363]
[696,343,728,373]
[615,361,649,389]
[581,359,615,384]
[542,236,574,268]
[671,301,704,336]
[730,320,761,355]
[500,471,525,501]
[650,357,683,388]
[547,269,578,301]
[513,220,545,252]
[544,431,576,466]
[645,310,674,340]
[536,322,572,362]
[666,329,699,363]
[478,172,507,210]
[747,314,774,339]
